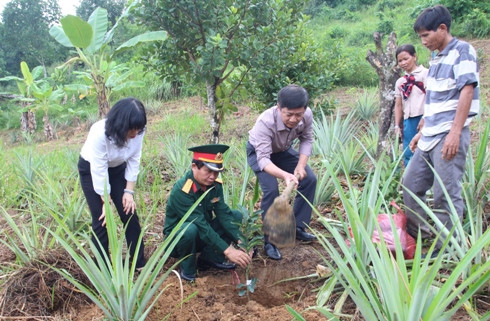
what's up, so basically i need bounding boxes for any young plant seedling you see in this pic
[235,202,263,300]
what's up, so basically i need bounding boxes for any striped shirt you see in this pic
[419,38,479,151]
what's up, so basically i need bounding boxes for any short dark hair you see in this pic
[105,97,147,148]
[414,5,452,33]
[192,159,205,169]
[277,84,308,109]
[396,44,417,59]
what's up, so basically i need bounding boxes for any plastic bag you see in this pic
[347,200,416,259]
[372,201,416,259]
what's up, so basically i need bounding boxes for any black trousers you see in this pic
[78,156,145,268]
[246,143,317,242]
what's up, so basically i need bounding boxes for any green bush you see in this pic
[347,29,373,46]
[247,26,339,109]
[377,18,394,36]
[0,101,21,129]
[329,25,347,39]
[441,0,475,17]
[459,8,490,38]
[337,47,378,87]
[333,8,359,21]
[376,0,403,11]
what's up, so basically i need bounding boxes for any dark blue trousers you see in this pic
[246,143,316,240]
[402,115,422,166]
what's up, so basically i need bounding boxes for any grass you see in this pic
[1,91,488,319]
[353,88,379,121]
[1,32,489,320]
[1,1,488,317]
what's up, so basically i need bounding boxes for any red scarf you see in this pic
[401,74,425,101]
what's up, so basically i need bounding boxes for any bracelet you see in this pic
[124,189,134,195]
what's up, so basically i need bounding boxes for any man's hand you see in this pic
[224,245,252,268]
[409,132,422,152]
[293,166,307,181]
[283,172,299,187]
[441,130,460,160]
[416,118,424,132]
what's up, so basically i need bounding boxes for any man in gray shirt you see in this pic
[247,84,317,260]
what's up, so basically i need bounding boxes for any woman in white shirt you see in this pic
[394,44,428,167]
[78,97,147,269]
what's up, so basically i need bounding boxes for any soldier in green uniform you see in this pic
[164,144,252,281]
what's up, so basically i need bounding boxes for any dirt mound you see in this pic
[71,239,331,321]
[0,249,92,318]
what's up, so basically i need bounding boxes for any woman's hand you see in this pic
[99,195,112,226]
[394,126,401,137]
[122,191,136,215]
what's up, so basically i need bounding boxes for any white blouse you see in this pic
[80,119,144,195]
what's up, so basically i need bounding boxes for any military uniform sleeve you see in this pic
[212,183,242,242]
[165,185,229,253]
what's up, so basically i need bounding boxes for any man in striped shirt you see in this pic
[402,5,480,257]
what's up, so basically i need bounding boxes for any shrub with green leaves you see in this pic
[236,205,263,298]
[459,8,490,38]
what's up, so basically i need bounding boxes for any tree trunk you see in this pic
[94,74,110,118]
[20,102,36,135]
[206,80,221,144]
[43,114,56,141]
[366,32,401,158]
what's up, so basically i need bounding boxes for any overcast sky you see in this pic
[0,0,81,16]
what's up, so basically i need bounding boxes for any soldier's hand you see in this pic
[224,245,252,268]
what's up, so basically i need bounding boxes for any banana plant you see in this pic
[0,61,63,140]
[0,62,42,135]
[49,2,167,117]
[32,82,64,140]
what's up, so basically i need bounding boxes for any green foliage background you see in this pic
[0,0,488,131]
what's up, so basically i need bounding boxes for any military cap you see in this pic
[189,144,229,172]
